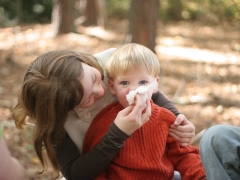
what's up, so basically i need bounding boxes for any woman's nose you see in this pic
[93,84,104,97]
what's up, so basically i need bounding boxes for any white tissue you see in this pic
[126,80,158,105]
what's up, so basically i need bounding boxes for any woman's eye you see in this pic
[92,74,96,83]
[120,81,128,85]
[139,80,148,85]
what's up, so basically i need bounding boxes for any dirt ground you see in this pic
[0,19,240,179]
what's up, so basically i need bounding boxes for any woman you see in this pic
[12,49,195,179]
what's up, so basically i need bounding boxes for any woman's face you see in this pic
[75,63,106,108]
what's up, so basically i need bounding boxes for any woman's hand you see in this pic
[169,114,195,146]
[114,95,151,135]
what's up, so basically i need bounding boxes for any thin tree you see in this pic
[16,0,22,23]
[129,0,159,52]
[83,0,107,28]
[51,0,75,35]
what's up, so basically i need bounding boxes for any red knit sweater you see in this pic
[83,101,206,180]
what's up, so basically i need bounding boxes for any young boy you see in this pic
[83,43,206,180]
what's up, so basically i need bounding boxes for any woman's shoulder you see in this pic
[93,48,117,64]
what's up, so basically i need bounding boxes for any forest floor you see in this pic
[0,18,240,179]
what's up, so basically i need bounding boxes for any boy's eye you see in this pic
[120,81,128,85]
[139,80,148,85]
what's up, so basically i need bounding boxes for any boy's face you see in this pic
[108,66,159,108]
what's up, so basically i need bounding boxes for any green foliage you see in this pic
[0,0,52,26]
[21,0,52,23]
[160,0,240,22]
[0,0,239,26]
[0,0,17,25]
[106,0,131,19]
[166,0,184,20]
[106,0,240,22]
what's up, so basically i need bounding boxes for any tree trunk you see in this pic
[82,0,107,28]
[129,0,159,52]
[96,0,107,28]
[52,0,75,35]
[16,0,22,24]
[83,0,98,26]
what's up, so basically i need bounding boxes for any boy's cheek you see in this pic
[117,90,130,107]
[116,89,128,99]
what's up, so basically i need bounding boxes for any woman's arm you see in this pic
[56,123,129,180]
[152,91,195,146]
[151,91,180,116]
[56,95,151,180]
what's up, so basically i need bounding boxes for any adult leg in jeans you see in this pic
[200,125,240,180]
[173,171,181,180]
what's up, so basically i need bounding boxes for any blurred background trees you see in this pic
[1,0,239,50]
[1,0,239,25]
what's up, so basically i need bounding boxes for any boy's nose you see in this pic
[129,84,139,92]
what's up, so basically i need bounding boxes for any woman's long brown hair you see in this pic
[12,50,103,178]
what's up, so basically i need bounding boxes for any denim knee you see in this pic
[200,125,228,150]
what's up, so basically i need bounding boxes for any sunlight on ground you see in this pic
[78,26,118,41]
[156,45,240,65]
[0,25,55,50]
[156,38,240,64]
[2,23,238,66]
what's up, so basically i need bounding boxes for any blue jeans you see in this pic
[200,125,240,180]
[173,171,181,180]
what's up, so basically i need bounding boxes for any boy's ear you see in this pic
[108,80,116,95]
[153,77,160,93]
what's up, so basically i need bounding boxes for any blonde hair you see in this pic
[106,43,160,80]
[12,50,103,178]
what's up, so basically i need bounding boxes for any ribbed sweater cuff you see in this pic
[110,122,130,141]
